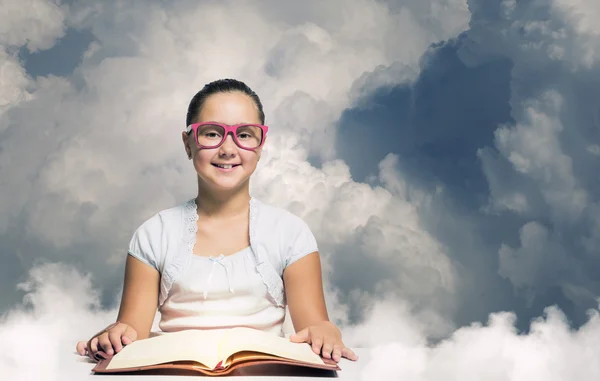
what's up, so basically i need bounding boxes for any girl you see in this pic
[76,79,358,364]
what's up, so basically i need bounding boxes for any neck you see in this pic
[195,180,251,219]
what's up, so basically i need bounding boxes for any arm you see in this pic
[284,252,357,362]
[283,251,329,331]
[76,254,159,358]
[116,254,160,339]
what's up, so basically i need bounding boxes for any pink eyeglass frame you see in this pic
[186,122,269,151]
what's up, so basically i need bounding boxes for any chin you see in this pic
[212,182,244,191]
[204,177,249,191]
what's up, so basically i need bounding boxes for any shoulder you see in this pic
[134,199,192,236]
[128,199,193,269]
[253,199,319,270]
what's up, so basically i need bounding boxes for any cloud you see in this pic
[551,0,600,68]
[0,0,66,117]
[0,50,30,118]
[481,91,588,222]
[0,0,473,377]
[0,0,66,52]
[252,152,458,338]
[3,263,600,380]
[357,302,600,381]
[5,0,600,379]
[0,262,116,381]
[0,0,470,321]
[498,221,574,305]
[463,0,600,316]
[331,0,600,329]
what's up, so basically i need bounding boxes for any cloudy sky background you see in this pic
[1,0,600,379]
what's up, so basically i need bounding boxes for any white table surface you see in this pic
[61,342,369,380]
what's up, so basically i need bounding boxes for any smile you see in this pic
[212,163,240,170]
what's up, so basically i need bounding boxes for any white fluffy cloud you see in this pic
[482,91,588,221]
[0,0,469,308]
[4,0,600,379]
[0,263,116,381]
[0,0,66,118]
[252,152,458,337]
[0,0,471,377]
[552,0,600,68]
[4,264,600,380]
[0,49,30,118]
[358,302,600,381]
[0,0,66,51]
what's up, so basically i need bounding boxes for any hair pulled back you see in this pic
[186,79,265,126]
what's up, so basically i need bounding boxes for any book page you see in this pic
[106,329,226,370]
[218,327,325,366]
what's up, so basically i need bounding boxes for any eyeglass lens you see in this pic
[196,124,263,149]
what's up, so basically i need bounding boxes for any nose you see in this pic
[218,134,237,156]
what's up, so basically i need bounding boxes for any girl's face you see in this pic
[182,91,263,193]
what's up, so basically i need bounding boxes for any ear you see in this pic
[182,131,192,159]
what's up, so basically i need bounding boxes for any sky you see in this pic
[1,0,600,379]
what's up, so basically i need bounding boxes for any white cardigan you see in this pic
[126,197,319,308]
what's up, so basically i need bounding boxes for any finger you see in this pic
[331,344,343,362]
[341,347,359,361]
[98,333,115,356]
[87,337,100,361]
[112,325,136,353]
[108,329,123,354]
[121,335,132,345]
[89,337,99,354]
[76,341,87,356]
[311,336,323,355]
[321,340,334,359]
[122,325,138,346]
[289,328,309,343]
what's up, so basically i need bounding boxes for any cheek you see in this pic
[195,149,215,162]
[240,151,259,165]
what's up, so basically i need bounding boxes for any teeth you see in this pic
[216,164,233,169]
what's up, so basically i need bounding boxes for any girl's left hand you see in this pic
[289,321,358,362]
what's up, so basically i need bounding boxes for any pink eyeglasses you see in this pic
[186,122,269,151]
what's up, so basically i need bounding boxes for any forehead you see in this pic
[196,91,260,125]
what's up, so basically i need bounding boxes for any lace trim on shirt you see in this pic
[159,198,198,307]
[250,198,285,307]
[159,197,285,308]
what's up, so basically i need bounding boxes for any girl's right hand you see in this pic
[76,321,138,361]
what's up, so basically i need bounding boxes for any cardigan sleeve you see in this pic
[283,213,319,269]
[127,213,162,271]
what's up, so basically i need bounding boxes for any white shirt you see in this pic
[158,247,286,336]
[127,197,319,308]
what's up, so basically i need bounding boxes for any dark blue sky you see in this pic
[19,28,94,78]
[333,26,600,330]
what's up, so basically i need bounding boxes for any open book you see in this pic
[92,327,340,376]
